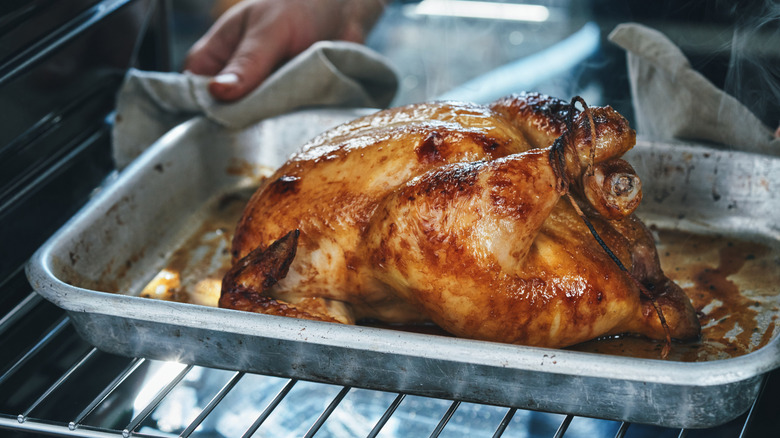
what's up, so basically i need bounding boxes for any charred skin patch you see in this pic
[464,131,508,159]
[415,129,511,166]
[416,131,446,164]
[268,175,301,197]
[569,106,636,165]
[413,161,483,200]
[490,92,574,141]
[221,230,298,306]
[589,107,630,140]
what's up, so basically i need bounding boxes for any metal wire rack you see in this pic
[0,284,774,438]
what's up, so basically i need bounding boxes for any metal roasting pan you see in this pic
[27,108,780,429]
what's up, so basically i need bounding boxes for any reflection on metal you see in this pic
[0,316,70,387]
[128,362,192,436]
[412,0,551,23]
[439,22,601,103]
[20,347,99,423]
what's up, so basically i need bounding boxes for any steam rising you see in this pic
[722,1,780,131]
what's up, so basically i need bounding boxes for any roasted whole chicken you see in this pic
[220,92,701,352]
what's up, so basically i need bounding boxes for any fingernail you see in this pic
[212,73,239,85]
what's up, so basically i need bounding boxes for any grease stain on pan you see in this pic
[135,187,780,363]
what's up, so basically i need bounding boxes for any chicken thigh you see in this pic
[220,92,700,349]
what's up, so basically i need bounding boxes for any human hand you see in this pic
[183,0,385,102]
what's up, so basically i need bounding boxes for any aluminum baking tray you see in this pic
[27,108,780,429]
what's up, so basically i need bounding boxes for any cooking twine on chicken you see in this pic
[550,96,673,359]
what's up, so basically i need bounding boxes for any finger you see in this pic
[182,8,246,75]
[183,41,228,76]
[208,26,289,102]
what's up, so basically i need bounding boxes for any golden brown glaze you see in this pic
[222,92,701,349]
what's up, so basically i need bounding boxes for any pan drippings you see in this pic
[573,228,779,361]
[139,187,779,362]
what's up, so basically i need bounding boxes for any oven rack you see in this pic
[0,287,774,438]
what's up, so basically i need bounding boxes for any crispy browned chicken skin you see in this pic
[221,92,700,349]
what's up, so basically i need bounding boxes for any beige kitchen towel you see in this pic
[112,40,398,168]
[608,23,779,156]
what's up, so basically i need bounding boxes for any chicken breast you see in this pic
[220,92,700,350]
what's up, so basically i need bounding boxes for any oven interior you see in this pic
[1,0,779,436]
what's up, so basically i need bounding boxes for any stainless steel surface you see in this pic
[26,109,780,430]
[9,307,737,437]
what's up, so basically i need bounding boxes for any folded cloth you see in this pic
[608,23,779,156]
[112,40,399,169]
